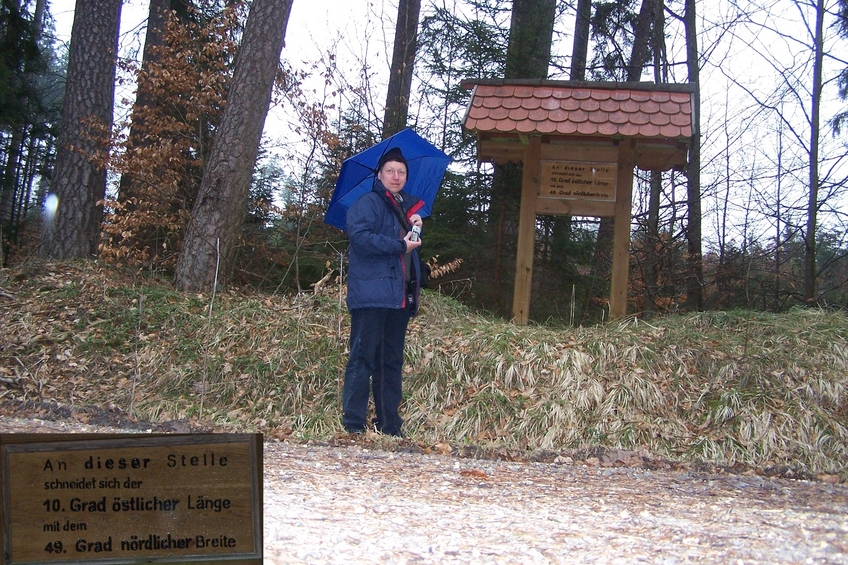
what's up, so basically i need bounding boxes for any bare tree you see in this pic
[804,0,825,302]
[683,0,703,310]
[42,0,122,259]
[833,0,848,131]
[174,0,292,292]
[714,0,847,306]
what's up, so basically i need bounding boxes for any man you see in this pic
[342,147,423,437]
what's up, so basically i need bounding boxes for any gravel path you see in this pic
[262,440,848,564]
[2,416,846,564]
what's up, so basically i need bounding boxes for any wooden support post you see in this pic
[609,141,636,319]
[512,136,542,325]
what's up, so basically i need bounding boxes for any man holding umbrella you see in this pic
[342,147,423,437]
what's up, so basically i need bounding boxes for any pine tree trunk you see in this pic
[490,0,555,317]
[0,128,23,229]
[42,0,122,259]
[644,0,666,315]
[174,0,292,292]
[382,0,421,138]
[504,0,556,78]
[570,0,591,81]
[592,0,657,304]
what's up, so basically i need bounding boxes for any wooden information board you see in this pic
[539,161,617,201]
[1,434,262,564]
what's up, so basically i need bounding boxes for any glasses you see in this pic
[382,166,407,177]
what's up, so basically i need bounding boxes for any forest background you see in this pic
[1,0,848,476]
[1,0,847,323]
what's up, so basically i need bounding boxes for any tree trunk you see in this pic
[592,0,657,304]
[627,0,655,82]
[683,0,703,310]
[41,0,122,259]
[33,0,46,34]
[1,128,23,229]
[174,0,292,292]
[490,0,555,317]
[504,0,556,79]
[546,0,591,308]
[643,0,667,315]
[643,171,661,316]
[773,118,784,312]
[382,0,421,138]
[570,0,591,81]
[804,0,825,303]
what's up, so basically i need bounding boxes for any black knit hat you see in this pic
[377,147,408,171]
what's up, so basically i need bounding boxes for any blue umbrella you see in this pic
[324,128,452,231]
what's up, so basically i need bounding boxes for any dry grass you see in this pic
[1,261,846,476]
[405,308,848,474]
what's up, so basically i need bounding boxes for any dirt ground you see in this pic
[2,414,847,564]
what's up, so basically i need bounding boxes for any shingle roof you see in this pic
[461,80,695,171]
[464,81,693,139]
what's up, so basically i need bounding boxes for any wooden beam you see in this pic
[633,143,688,171]
[540,142,618,162]
[476,135,689,171]
[609,141,637,319]
[478,139,525,164]
[511,136,542,325]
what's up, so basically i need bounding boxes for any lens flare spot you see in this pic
[44,194,59,223]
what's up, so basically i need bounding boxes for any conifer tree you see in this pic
[42,0,121,259]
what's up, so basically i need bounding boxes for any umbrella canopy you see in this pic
[324,128,452,231]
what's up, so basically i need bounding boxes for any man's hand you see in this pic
[410,214,423,228]
[403,231,422,252]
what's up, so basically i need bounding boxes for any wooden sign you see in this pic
[1,434,262,564]
[539,161,617,201]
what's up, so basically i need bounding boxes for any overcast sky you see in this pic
[49,0,398,91]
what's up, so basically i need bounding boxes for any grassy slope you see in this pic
[1,261,846,476]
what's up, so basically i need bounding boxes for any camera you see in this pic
[410,225,421,242]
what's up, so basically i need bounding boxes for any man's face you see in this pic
[377,160,407,193]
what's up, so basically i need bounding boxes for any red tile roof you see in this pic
[463,81,693,140]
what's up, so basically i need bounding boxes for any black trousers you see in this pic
[342,307,411,436]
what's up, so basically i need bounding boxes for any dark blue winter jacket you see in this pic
[346,181,424,314]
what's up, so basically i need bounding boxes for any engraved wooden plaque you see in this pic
[1,434,262,565]
[539,161,617,201]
